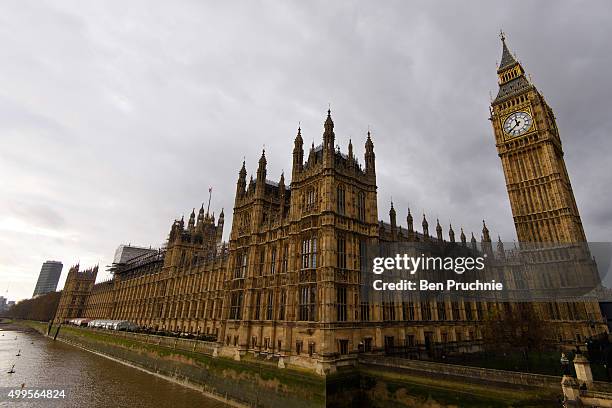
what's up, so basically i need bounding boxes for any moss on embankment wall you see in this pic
[22,321,324,408]
[19,321,561,408]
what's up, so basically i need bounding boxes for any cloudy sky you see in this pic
[1,0,611,301]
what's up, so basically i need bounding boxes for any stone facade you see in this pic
[55,264,98,321]
[55,36,607,373]
[491,33,586,244]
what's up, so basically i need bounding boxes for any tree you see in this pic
[482,303,553,370]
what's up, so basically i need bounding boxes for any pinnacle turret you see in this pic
[498,31,518,72]
[422,214,429,239]
[323,109,335,151]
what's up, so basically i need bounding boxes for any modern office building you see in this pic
[33,260,63,297]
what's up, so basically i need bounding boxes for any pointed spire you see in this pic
[460,227,466,245]
[470,232,478,252]
[449,223,455,243]
[494,31,530,103]
[497,235,505,258]
[239,160,246,178]
[325,108,333,127]
[293,126,304,175]
[498,30,518,72]
[295,125,303,144]
[365,130,375,175]
[237,160,247,198]
[365,130,373,150]
[436,218,443,241]
[323,109,335,151]
[389,201,397,239]
[422,213,429,239]
[188,208,196,230]
[406,208,414,240]
[482,220,491,242]
[206,187,213,216]
[257,148,267,188]
[348,138,353,160]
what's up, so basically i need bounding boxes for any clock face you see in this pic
[503,111,533,137]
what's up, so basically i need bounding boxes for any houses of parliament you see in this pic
[55,35,607,373]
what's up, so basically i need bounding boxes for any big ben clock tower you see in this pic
[490,33,587,244]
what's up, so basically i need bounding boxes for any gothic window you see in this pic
[278,289,286,320]
[308,342,315,356]
[281,244,288,273]
[304,187,317,212]
[420,302,431,320]
[358,239,367,271]
[476,302,484,320]
[266,291,273,320]
[337,235,346,269]
[234,251,248,278]
[337,185,346,215]
[336,285,347,322]
[296,340,303,355]
[364,337,373,352]
[301,237,318,270]
[452,301,461,321]
[258,249,266,276]
[382,301,396,321]
[437,301,447,321]
[255,292,261,320]
[229,292,243,320]
[357,191,366,221]
[360,302,370,321]
[299,284,316,321]
[270,247,277,274]
[401,302,414,321]
[465,302,473,321]
[338,339,349,355]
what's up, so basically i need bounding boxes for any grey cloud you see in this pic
[1,0,611,301]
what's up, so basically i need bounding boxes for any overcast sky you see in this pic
[1,0,611,301]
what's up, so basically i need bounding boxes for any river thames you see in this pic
[0,324,227,407]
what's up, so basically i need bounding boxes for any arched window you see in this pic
[301,237,317,269]
[357,191,366,221]
[337,185,345,215]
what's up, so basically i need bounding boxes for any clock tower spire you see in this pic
[490,33,586,243]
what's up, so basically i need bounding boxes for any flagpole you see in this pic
[207,187,212,215]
